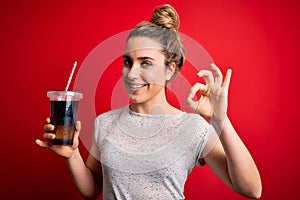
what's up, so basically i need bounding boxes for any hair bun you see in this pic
[150,4,180,31]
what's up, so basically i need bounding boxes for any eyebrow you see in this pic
[122,55,155,61]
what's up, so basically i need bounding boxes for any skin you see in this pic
[186,64,262,198]
[36,36,262,199]
[122,37,179,114]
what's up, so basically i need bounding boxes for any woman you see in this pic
[36,4,262,199]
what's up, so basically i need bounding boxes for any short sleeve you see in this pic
[93,116,100,144]
[195,117,216,167]
[89,117,101,160]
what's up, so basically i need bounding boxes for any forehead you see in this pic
[125,37,163,55]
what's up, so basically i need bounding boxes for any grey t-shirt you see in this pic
[94,106,214,200]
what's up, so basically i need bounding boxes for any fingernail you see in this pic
[197,72,203,77]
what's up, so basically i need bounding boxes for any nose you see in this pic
[126,64,141,80]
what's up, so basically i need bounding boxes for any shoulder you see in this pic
[95,106,127,124]
[94,106,127,133]
[184,112,208,124]
[94,106,128,143]
[184,112,214,134]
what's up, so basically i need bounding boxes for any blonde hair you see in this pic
[127,4,185,79]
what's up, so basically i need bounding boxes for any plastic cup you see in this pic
[47,91,83,145]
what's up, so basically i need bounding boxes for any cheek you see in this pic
[142,69,167,85]
[122,67,128,75]
[122,67,131,82]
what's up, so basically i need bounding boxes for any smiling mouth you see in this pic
[129,83,148,89]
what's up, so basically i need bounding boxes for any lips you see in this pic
[129,83,148,89]
[126,82,149,93]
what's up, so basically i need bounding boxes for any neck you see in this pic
[129,90,180,115]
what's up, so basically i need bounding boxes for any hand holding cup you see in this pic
[35,118,81,159]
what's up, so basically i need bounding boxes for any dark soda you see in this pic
[50,100,78,145]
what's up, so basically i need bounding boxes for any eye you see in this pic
[141,61,153,68]
[123,59,132,67]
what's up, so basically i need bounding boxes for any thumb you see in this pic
[186,83,205,111]
[72,121,81,148]
[75,121,81,136]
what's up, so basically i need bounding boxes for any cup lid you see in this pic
[47,91,83,101]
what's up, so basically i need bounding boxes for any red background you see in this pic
[1,0,299,199]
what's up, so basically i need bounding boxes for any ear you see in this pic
[166,62,177,81]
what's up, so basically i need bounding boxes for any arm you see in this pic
[36,120,102,199]
[204,117,262,199]
[186,63,262,198]
[65,146,102,200]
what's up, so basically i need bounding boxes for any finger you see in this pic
[197,70,214,88]
[44,124,54,132]
[43,133,56,140]
[186,83,200,110]
[35,139,50,148]
[185,97,198,111]
[222,69,232,91]
[210,63,223,85]
[186,83,207,110]
[71,121,81,147]
[45,118,51,124]
[187,82,208,98]
[75,121,81,133]
[187,82,200,99]
[73,121,81,140]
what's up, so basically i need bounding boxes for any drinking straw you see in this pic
[65,61,77,91]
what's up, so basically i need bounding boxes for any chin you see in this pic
[129,97,143,104]
[128,94,149,105]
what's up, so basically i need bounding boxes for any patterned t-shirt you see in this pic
[94,106,214,200]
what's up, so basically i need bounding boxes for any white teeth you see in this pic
[129,84,146,89]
